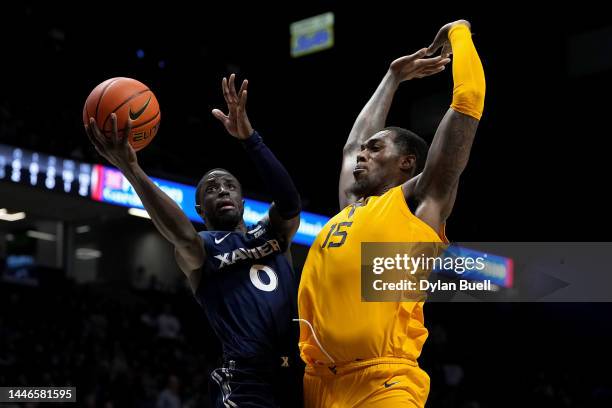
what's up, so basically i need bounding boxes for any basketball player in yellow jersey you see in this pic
[297,20,485,407]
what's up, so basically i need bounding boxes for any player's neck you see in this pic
[369,181,400,198]
[208,220,247,233]
[234,222,247,233]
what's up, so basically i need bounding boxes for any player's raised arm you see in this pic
[405,20,486,232]
[85,115,205,292]
[338,49,450,209]
[212,74,301,248]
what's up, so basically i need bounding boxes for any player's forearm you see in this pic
[120,163,199,247]
[242,131,301,219]
[343,70,400,153]
[449,24,485,120]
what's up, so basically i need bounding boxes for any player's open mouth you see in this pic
[353,166,367,175]
[216,200,235,211]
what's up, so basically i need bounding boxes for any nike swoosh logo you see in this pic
[384,380,400,388]
[247,225,263,235]
[214,233,232,244]
[129,96,152,120]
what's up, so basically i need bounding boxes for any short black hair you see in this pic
[384,126,429,175]
[195,168,237,207]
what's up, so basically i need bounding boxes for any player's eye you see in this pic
[206,185,218,192]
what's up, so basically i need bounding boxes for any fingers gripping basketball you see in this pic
[83,77,160,151]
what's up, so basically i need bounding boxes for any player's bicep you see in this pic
[403,170,459,233]
[416,108,478,202]
[174,234,205,292]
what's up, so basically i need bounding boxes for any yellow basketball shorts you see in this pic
[303,357,430,408]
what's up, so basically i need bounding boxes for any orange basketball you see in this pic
[83,77,160,151]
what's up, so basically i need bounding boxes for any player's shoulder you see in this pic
[245,219,271,240]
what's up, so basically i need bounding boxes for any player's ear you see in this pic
[399,154,416,172]
[195,204,202,214]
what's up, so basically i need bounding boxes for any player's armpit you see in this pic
[402,178,440,232]
[174,234,205,292]
[403,177,458,235]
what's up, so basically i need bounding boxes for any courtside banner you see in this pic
[361,242,612,302]
[90,164,200,221]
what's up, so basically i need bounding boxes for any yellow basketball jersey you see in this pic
[298,185,446,366]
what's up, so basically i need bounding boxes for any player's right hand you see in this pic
[85,114,137,170]
[212,73,254,140]
[389,48,450,82]
[426,19,471,58]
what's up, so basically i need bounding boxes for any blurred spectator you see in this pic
[132,265,150,291]
[157,304,181,340]
[157,375,181,408]
[0,282,213,407]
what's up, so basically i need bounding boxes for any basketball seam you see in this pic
[102,89,151,131]
[94,78,121,121]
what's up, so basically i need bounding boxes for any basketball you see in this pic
[83,77,160,151]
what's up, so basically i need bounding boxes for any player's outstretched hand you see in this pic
[389,48,451,82]
[212,73,254,140]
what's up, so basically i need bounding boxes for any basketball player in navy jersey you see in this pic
[85,74,303,407]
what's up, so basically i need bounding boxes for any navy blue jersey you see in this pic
[194,220,298,361]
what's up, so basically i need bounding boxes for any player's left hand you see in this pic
[212,73,254,140]
[389,49,451,82]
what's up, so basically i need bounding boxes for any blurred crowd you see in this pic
[0,281,218,407]
[1,279,611,407]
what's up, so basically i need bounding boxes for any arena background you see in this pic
[1,3,611,407]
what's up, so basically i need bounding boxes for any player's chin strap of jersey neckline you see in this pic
[293,318,336,366]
